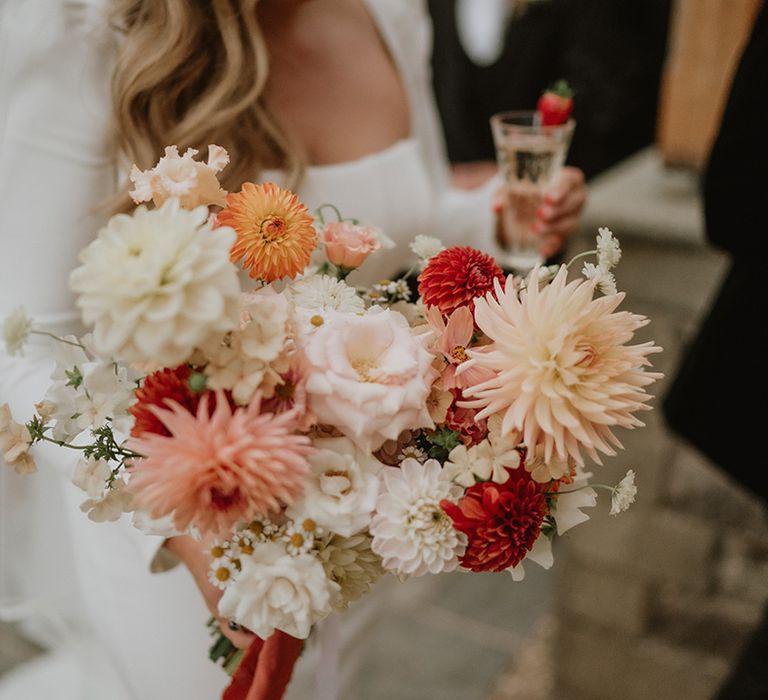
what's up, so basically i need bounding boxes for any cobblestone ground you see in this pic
[4,149,764,700]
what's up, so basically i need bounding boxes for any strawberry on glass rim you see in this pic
[536,79,574,126]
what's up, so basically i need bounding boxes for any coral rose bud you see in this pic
[321,222,382,270]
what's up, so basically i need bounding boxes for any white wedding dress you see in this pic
[0,1,501,698]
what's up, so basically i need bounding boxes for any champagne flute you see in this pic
[490,111,575,273]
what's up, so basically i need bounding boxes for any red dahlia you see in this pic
[130,365,201,437]
[417,246,504,316]
[441,468,547,572]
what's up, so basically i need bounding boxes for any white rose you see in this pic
[286,437,383,537]
[302,307,437,450]
[218,542,338,639]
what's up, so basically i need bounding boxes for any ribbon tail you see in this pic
[222,637,265,700]
[246,631,304,700]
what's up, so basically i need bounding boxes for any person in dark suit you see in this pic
[663,5,767,697]
[428,0,671,179]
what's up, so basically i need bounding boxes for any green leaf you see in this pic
[65,366,84,389]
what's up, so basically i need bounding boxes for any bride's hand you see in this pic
[535,166,587,257]
[165,535,257,649]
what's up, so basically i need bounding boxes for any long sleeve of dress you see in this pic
[0,0,173,575]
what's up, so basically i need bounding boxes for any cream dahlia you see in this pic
[316,532,385,610]
[70,198,240,367]
[462,267,662,465]
[370,458,466,576]
[126,391,312,535]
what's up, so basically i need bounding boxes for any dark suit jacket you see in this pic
[663,4,768,503]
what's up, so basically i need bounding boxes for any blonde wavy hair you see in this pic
[109,0,302,212]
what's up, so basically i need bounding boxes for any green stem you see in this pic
[546,483,613,497]
[30,330,85,349]
[313,203,344,224]
[565,249,597,270]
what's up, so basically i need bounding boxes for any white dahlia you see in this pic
[286,436,383,537]
[462,268,662,465]
[370,459,466,576]
[217,541,338,639]
[316,532,385,610]
[70,198,240,367]
[289,275,365,314]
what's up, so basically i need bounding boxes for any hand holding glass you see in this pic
[490,111,575,273]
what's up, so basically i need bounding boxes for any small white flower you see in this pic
[538,264,561,284]
[218,541,338,639]
[316,532,385,610]
[444,436,519,487]
[79,479,133,522]
[2,308,33,356]
[552,471,597,534]
[596,227,621,269]
[0,403,37,475]
[582,262,617,296]
[289,275,365,314]
[208,557,239,590]
[523,443,570,484]
[72,457,111,498]
[409,235,445,262]
[398,445,427,463]
[283,521,318,556]
[610,469,637,515]
[286,437,382,537]
[370,459,466,576]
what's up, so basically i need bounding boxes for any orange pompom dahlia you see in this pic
[218,182,316,282]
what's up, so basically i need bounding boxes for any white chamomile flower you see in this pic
[283,518,322,555]
[2,307,33,356]
[208,557,239,590]
[243,518,282,543]
[596,227,621,269]
[582,262,617,296]
[610,469,637,515]
[409,235,445,262]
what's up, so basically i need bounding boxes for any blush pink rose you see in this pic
[301,307,437,450]
[321,222,382,269]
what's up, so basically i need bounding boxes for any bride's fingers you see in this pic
[218,617,257,649]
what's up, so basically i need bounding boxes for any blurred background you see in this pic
[2,0,766,698]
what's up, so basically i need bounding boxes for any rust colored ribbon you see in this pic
[222,632,304,700]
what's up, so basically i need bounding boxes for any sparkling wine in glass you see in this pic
[490,111,575,273]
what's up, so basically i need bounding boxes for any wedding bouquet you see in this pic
[2,145,661,691]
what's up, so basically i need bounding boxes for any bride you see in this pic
[0,0,586,697]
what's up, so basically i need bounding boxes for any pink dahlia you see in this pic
[461,267,662,465]
[441,468,547,573]
[418,247,504,316]
[126,391,313,536]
